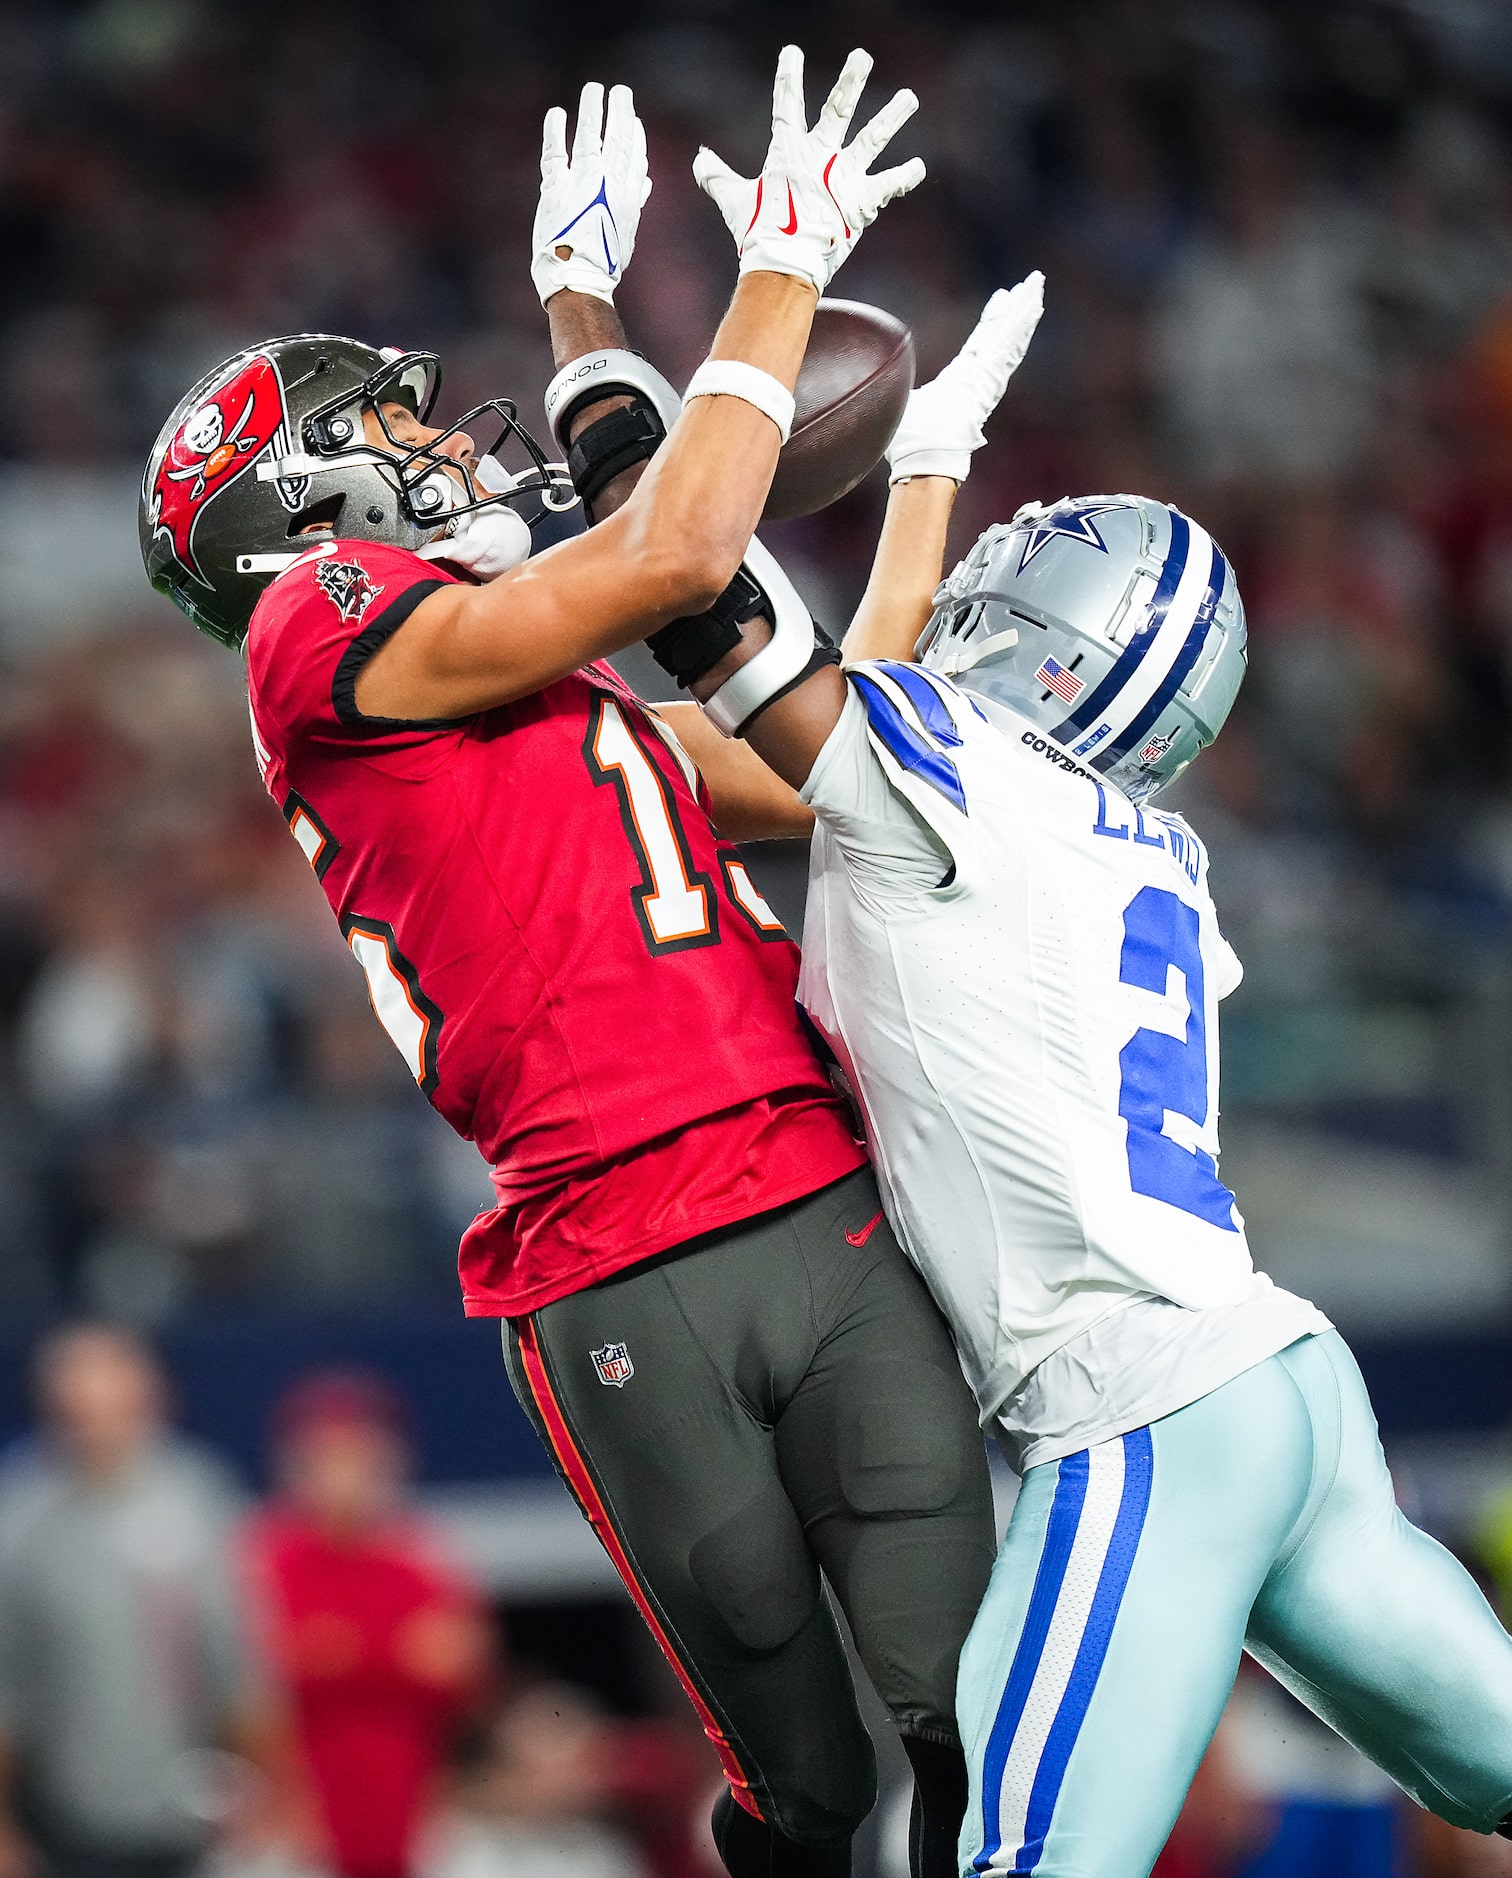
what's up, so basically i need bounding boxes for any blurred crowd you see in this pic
[2,10,1512,1878]
[1,1326,1510,1878]
[0,1327,723,1878]
[0,0,1510,1298]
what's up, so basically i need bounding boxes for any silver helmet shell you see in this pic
[916,495,1247,802]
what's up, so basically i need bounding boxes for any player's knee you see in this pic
[764,1751,878,1849]
[835,1357,980,1517]
[713,1785,867,1877]
[688,1476,820,1653]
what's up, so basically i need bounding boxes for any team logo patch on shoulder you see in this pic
[591,1342,634,1388]
[315,558,385,624]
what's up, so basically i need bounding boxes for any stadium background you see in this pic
[1,0,1511,1872]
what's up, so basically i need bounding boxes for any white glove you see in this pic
[531,82,651,307]
[886,273,1046,484]
[693,46,924,296]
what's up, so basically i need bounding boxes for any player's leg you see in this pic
[1246,1330,1512,1835]
[502,1217,878,1876]
[955,1353,1317,1878]
[770,1172,998,1878]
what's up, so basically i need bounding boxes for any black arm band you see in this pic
[736,633,842,735]
[565,401,667,508]
[646,564,771,689]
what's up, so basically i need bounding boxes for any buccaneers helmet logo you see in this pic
[147,354,287,582]
[315,558,385,623]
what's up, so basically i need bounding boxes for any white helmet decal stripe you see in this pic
[1053,514,1213,755]
[1092,542,1228,774]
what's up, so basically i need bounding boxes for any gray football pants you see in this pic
[504,1167,997,1845]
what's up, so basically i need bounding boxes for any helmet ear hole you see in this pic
[288,492,345,536]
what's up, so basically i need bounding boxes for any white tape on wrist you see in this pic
[683,360,795,444]
[888,447,971,485]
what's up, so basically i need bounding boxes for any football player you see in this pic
[656,288,1512,1874]
[138,53,1000,1878]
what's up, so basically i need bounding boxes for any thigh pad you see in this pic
[836,1356,972,1518]
[688,1470,822,1654]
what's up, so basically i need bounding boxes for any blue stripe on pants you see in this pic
[1017,1429,1155,1869]
[973,1451,1091,1873]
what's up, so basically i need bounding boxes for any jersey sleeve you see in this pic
[1210,926,1244,1000]
[245,540,467,760]
[800,680,952,895]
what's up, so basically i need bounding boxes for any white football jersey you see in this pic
[798,663,1325,1457]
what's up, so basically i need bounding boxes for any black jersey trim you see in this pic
[338,912,443,1095]
[330,578,471,732]
[282,790,340,881]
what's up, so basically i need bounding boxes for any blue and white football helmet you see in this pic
[915,495,1247,802]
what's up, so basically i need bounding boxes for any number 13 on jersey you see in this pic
[584,695,785,956]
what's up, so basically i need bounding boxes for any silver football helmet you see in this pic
[916,495,1247,802]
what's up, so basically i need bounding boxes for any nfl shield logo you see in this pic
[592,1342,634,1387]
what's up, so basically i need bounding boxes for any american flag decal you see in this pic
[1035,655,1084,705]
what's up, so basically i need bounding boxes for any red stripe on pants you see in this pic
[514,1316,762,1818]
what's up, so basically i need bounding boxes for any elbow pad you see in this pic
[647,538,841,739]
[543,350,683,507]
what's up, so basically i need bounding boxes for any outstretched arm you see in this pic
[842,476,959,666]
[691,276,1048,796]
[360,50,924,722]
[359,269,814,720]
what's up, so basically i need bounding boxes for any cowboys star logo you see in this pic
[315,557,385,624]
[1011,500,1133,575]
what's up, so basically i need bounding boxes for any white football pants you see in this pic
[958,1330,1512,1877]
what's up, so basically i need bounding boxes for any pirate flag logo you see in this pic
[314,558,385,625]
[147,354,288,583]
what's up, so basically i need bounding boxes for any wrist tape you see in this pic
[683,359,795,444]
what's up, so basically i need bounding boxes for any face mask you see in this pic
[414,456,533,580]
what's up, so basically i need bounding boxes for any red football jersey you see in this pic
[245,539,862,1314]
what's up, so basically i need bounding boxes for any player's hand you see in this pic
[531,82,651,307]
[693,46,924,296]
[886,273,1045,484]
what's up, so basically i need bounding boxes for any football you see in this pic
[763,299,915,520]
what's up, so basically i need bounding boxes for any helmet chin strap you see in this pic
[415,454,533,581]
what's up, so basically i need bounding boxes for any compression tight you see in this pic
[710,1737,969,1878]
[712,1789,850,1878]
[905,1736,971,1878]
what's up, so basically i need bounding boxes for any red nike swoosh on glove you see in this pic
[845,1212,883,1247]
[742,177,764,244]
[781,183,799,236]
[821,155,851,239]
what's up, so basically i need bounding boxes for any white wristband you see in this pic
[888,447,971,485]
[683,360,795,445]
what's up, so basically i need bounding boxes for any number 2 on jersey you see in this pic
[1117,885,1238,1230]
[585,696,721,956]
